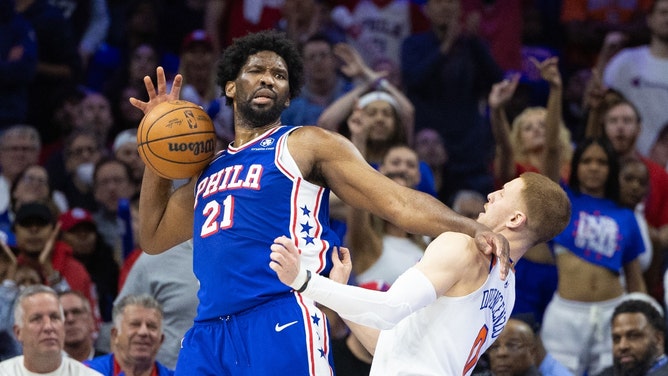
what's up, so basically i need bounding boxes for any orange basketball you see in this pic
[137,100,216,180]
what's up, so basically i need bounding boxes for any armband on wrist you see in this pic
[295,270,312,293]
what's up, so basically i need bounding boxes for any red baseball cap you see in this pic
[59,207,95,232]
[181,29,213,52]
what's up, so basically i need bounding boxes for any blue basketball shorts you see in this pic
[174,293,335,376]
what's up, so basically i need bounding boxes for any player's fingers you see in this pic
[170,74,183,98]
[157,67,167,95]
[128,97,147,111]
[144,75,156,99]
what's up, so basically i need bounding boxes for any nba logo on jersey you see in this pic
[260,138,275,147]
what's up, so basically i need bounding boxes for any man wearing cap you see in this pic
[13,202,97,316]
[59,207,118,322]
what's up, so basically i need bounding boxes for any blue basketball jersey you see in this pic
[192,126,341,320]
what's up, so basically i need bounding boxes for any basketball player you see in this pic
[129,31,509,375]
[271,172,572,376]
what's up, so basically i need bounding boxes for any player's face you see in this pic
[228,51,291,127]
[611,312,662,375]
[576,143,609,197]
[15,293,65,357]
[112,305,164,364]
[478,178,525,230]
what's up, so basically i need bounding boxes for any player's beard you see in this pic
[613,347,657,376]
[238,98,288,128]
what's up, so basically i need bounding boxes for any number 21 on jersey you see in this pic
[200,196,234,237]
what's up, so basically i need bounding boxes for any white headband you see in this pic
[357,91,399,110]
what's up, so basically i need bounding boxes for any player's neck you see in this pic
[233,121,281,147]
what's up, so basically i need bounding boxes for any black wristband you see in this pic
[295,270,311,293]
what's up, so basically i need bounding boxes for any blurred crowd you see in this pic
[1,0,668,375]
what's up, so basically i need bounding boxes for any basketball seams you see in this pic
[137,100,216,179]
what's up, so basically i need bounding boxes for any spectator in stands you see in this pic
[178,30,234,145]
[648,123,668,170]
[13,202,98,316]
[488,57,572,324]
[414,128,448,202]
[115,240,197,369]
[49,130,104,212]
[0,125,41,217]
[541,138,647,375]
[330,0,429,68]
[0,0,37,127]
[204,0,284,52]
[47,0,110,69]
[91,158,135,264]
[597,298,668,375]
[86,294,173,376]
[487,318,542,376]
[0,285,102,375]
[112,129,144,187]
[280,34,353,128]
[278,0,345,45]
[401,0,503,203]
[16,0,82,145]
[60,207,119,322]
[59,290,106,362]
[586,93,668,299]
[603,0,668,158]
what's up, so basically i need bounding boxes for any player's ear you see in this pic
[507,211,527,229]
[225,81,236,99]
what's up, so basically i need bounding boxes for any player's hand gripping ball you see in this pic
[137,100,216,179]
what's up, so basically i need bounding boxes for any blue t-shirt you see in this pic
[553,185,645,273]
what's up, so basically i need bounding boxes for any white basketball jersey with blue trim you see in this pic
[370,260,515,376]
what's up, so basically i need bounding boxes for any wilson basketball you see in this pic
[137,100,216,179]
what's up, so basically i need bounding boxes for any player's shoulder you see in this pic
[433,231,474,244]
[427,232,477,258]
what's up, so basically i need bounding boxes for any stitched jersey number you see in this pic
[462,324,488,375]
[200,196,234,237]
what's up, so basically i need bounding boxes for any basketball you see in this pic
[137,100,217,179]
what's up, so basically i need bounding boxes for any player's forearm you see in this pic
[138,169,185,254]
[398,189,486,239]
[295,268,436,329]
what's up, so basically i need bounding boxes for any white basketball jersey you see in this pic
[370,259,515,376]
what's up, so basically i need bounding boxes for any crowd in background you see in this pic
[1,0,668,375]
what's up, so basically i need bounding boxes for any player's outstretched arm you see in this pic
[288,126,510,279]
[269,236,437,330]
[130,67,195,253]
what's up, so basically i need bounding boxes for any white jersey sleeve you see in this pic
[302,267,437,329]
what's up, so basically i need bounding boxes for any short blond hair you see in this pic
[520,172,571,244]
